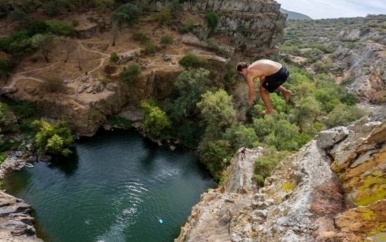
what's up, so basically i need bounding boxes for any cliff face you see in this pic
[1,0,285,136]
[176,110,386,242]
[146,0,286,58]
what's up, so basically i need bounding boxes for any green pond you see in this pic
[4,129,216,242]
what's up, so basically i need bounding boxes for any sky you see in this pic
[275,0,386,19]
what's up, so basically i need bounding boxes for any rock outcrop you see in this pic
[176,110,386,241]
[0,155,43,242]
[145,0,286,58]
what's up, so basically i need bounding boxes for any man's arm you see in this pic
[246,75,255,105]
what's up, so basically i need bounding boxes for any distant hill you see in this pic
[280,8,312,20]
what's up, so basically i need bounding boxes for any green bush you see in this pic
[199,139,231,181]
[179,53,207,69]
[153,6,172,25]
[132,30,149,44]
[110,52,119,63]
[0,153,6,164]
[31,119,74,156]
[141,101,171,137]
[206,12,219,35]
[108,117,132,130]
[27,20,50,36]
[119,63,140,84]
[160,35,173,46]
[113,3,140,29]
[143,41,158,55]
[0,57,14,80]
[46,20,75,36]
[253,149,292,186]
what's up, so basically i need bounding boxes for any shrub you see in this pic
[253,149,292,186]
[27,20,50,36]
[153,6,172,25]
[179,53,207,69]
[41,77,66,93]
[113,3,140,29]
[199,139,231,181]
[119,63,140,84]
[31,119,74,156]
[110,52,119,63]
[108,117,132,129]
[132,30,149,44]
[0,57,14,80]
[206,12,219,34]
[141,101,170,137]
[160,35,173,46]
[46,20,75,36]
[143,41,158,55]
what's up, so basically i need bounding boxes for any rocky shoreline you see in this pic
[0,153,43,242]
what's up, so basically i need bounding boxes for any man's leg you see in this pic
[277,86,291,102]
[259,85,274,114]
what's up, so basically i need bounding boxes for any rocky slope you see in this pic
[282,15,386,104]
[176,108,386,242]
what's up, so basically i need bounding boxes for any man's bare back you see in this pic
[246,59,282,80]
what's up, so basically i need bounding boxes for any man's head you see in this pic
[236,62,249,77]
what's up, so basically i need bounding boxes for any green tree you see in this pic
[27,20,50,36]
[153,6,172,25]
[30,34,55,63]
[223,125,259,151]
[141,101,171,137]
[31,119,74,156]
[197,89,237,137]
[206,12,219,36]
[0,57,14,80]
[113,3,140,29]
[199,139,231,181]
[169,68,212,121]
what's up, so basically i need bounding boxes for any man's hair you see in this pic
[236,62,249,72]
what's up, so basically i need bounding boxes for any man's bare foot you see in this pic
[284,90,291,103]
[262,109,274,114]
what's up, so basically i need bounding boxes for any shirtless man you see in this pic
[237,59,291,114]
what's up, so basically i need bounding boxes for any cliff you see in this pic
[1,0,286,136]
[0,156,43,242]
[176,109,386,242]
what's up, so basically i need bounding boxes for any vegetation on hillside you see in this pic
[0,1,371,184]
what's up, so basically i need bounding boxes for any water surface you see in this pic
[4,129,216,242]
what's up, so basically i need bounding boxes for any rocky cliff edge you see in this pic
[176,110,386,242]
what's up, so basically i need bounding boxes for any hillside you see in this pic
[280,15,386,104]
[280,8,312,20]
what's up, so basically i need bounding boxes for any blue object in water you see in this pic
[158,218,163,224]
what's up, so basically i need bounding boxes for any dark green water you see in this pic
[3,129,216,242]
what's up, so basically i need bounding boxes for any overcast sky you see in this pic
[275,0,386,19]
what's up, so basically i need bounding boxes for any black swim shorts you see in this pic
[262,66,289,93]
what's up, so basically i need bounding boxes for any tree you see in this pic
[169,68,212,121]
[197,89,237,138]
[31,119,74,156]
[30,34,55,63]
[153,6,172,25]
[113,3,140,29]
[61,38,76,63]
[206,12,219,36]
[141,101,171,137]
[0,57,14,80]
